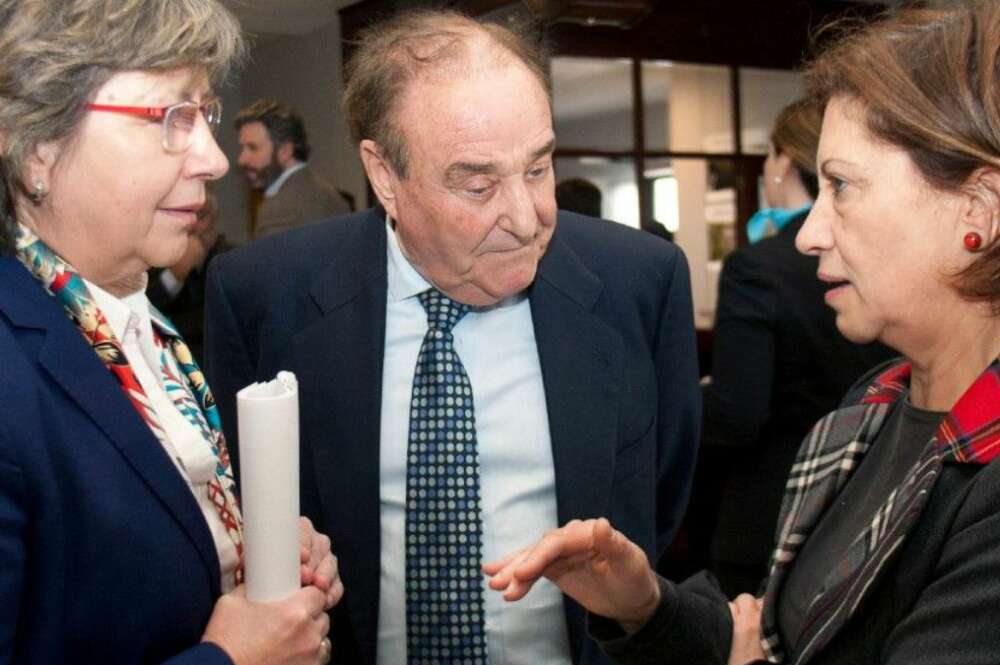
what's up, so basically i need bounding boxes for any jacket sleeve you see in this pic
[701,248,776,449]
[881,462,1000,665]
[589,574,732,665]
[653,249,702,555]
[0,440,26,665]
[161,642,234,665]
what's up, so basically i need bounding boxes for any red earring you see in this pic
[964,231,983,251]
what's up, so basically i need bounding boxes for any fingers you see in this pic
[482,550,521,576]
[511,519,597,583]
[310,551,336,592]
[727,594,766,665]
[326,572,345,610]
[298,516,335,593]
[293,584,328,622]
[729,593,760,618]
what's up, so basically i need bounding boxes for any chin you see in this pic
[835,316,880,345]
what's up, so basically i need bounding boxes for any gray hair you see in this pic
[0,0,245,252]
[343,8,549,179]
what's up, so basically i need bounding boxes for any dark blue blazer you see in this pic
[0,258,232,664]
[203,208,701,665]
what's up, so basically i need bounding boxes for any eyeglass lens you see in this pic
[163,99,222,152]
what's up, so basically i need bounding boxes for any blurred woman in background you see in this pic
[488,2,1000,663]
[696,99,892,596]
[0,1,339,663]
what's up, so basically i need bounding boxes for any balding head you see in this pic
[343,9,549,178]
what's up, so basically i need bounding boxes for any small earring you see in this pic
[28,180,46,204]
[964,231,983,251]
[772,176,783,185]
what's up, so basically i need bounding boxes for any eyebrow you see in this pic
[444,138,557,183]
[819,159,853,178]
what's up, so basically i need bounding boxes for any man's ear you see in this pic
[359,139,400,220]
[276,140,296,169]
[961,167,1000,247]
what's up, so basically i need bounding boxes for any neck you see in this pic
[906,308,1000,411]
[99,273,147,298]
[17,204,147,299]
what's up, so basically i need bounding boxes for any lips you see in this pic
[159,203,203,228]
[817,271,849,287]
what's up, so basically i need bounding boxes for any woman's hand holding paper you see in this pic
[298,516,344,610]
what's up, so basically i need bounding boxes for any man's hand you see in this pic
[483,518,660,634]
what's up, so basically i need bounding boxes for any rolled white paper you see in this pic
[237,371,300,602]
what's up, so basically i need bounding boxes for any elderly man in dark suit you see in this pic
[204,9,700,665]
[234,99,350,239]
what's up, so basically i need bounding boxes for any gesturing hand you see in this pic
[483,518,661,634]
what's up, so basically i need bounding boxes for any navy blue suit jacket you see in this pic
[203,208,701,665]
[0,258,232,663]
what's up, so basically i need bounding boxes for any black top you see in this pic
[697,214,894,593]
[779,398,944,646]
[146,235,231,365]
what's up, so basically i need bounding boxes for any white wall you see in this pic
[668,67,733,329]
[214,16,368,245]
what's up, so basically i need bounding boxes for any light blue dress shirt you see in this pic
[377,221,572,665]
[264,161,306,198]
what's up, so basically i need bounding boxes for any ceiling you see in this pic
[219,0,357,36]
[220,0,898,38]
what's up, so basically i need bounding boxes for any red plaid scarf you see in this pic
[760,358,1000,663]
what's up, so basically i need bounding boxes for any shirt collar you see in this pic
[861,358,1000,464]
[264,161,307,198]
[385,216,431,303]
[83,276,150,342]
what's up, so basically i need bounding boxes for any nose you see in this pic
[498,179,538,242]
[795,193,833,256]
[186,117,229,181]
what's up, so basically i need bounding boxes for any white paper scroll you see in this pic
[237,371,300,601]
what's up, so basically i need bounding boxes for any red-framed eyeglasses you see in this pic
[85,97,223,153]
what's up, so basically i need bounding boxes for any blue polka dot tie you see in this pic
[405,288,487,664]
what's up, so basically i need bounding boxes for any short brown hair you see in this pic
[343,8,549,178]
[0,0,245,252]
[807,1,1000,307]
[771,99,822,199]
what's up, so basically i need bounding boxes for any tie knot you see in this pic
[418,288,469,332]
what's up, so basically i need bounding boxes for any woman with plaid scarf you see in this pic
[487,3,1000,664]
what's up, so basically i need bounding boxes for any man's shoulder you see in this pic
[282,166,350,213]
[554,210,686,282]
[212,208,382,284]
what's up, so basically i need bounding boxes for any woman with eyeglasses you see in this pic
[0,2,339,664]
[488,2,1000,664]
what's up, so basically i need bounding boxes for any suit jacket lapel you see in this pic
[530,226,623,659]
[294,214,387,665]
[0,258,222,594]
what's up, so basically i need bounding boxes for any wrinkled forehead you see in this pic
[398,60,552,156]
